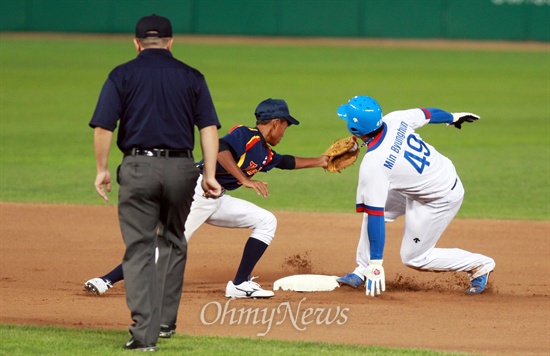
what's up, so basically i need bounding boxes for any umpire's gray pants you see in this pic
[118,154,199,345]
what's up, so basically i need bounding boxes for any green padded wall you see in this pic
[1,0,548,41]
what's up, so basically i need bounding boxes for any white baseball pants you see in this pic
[354,177,495,280]
[183,175,277,245]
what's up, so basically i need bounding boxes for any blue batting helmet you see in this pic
[337,95,383,136]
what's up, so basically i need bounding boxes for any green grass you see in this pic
[0,324,467,355]
[0,35,548,220]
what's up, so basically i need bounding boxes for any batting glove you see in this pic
[448,112,480,130]
[365,259,385,297]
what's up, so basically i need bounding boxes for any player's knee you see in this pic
[402,258,420,269]
[260,211,277,233]
[251,211,277,245]
[400,250,425,269]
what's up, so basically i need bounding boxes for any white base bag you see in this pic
[273,274,340,292]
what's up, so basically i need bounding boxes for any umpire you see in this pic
[89,14,221,351]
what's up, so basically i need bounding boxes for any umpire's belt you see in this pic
[124,148,193,158]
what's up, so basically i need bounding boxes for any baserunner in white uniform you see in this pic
[335,95,495,296]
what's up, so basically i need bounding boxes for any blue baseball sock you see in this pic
[101,264,124,285]
[233,237,268,285]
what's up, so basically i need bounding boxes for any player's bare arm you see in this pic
[93,126,113,201]
[294,155,329,169]
[217,150,269,198]
[199,125,222,198]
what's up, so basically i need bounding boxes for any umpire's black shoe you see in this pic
[159,324,176,338]
[124,337,157,351]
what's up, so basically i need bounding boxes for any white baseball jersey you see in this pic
[356,108,457,213]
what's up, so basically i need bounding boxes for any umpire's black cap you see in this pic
[135,14,172,38]
[254,98,300,126]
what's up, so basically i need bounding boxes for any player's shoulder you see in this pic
[223,125,259,143]
[384,108,425,125]
[227,125,257,134]
[384,108,420,118]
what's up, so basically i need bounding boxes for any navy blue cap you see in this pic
[254,98,300,125]
[135,14,172,38]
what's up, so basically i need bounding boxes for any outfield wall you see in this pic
[1,0,548,42]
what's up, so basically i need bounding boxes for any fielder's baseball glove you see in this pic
[324,136,360,173]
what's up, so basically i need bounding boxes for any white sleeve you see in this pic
[356,158,389,212]
[384,109,431,130]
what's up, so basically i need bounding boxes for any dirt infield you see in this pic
[0,203,548,355]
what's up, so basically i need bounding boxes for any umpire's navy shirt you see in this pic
[89,48,220,151]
